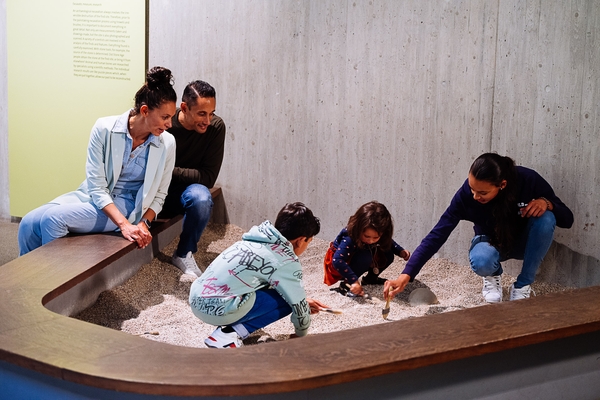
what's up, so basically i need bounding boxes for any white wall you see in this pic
[148,0,599,277]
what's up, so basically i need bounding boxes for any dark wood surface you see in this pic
[1,188,599,396]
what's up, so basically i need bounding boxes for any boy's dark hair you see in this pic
[274,202,320,241]
[347,201,394,251]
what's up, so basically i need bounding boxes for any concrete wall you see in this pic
[0,0,9,221]
[148,0,599,283]
[1,0,597,281]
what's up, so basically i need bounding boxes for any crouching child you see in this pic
[189,202,329,348]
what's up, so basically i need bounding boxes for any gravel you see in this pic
[74,222,575,348]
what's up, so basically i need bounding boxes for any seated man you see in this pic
[159,80,226,276]
[189,202,329,348]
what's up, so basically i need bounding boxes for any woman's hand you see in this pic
[400,249,411,261]
[307,298,330,314]
[350,282,365,296]
[520,198,552,218]
[120,222,152,248]
[102,203,151,248]
[383,274,411,300]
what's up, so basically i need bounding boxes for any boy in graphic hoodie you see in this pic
[189,202,329,348]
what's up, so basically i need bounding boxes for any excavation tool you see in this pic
[320,308,343,315]
[382,288,391,319]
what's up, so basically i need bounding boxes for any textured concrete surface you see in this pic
[2,1,599,284]
[146,0,599,274]
[0,221,19,267]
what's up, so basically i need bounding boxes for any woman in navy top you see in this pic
[384,153,573,302]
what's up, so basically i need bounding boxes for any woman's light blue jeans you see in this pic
[18,192,135,256]
[229,288,292,338]
[468,211,557,288]
[175,184,213,257]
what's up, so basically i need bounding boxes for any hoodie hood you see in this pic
[242,220,290,247]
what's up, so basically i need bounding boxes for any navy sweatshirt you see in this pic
[402,166,574,279]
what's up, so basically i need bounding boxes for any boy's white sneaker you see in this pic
[171,251,202,277]
[205,327,243,349]
[482,275,502,303]
[509,284,533,301]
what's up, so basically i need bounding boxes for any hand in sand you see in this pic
[307,298,331,315]
[350,282,365,296]
[384,274,411,300]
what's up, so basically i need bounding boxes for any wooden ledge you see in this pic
[1,189,600,395]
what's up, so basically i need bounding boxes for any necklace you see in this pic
[369,244,380,274]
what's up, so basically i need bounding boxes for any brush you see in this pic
[382,288,391,319]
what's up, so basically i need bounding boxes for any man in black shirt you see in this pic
[159,80,226,276]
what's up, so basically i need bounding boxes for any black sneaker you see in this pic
[361,273,387,285]
[330,281,350,295]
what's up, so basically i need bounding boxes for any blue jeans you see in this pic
[230,288,292,338]
[18,192,136,256]
[468,211,557,288]
[174,184,213,257]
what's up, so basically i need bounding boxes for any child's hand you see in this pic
[350,282,365,296]
[307,298,330,314]
[400,249,411,261]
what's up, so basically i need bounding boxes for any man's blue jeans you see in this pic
[468,211,557,288]
[230,288,292,338]
[175,184,213,257]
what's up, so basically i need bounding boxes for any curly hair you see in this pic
[346,201,394,251]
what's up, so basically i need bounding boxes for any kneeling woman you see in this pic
[18,67,177,255]
[385,153,573,303]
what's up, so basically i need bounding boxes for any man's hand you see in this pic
[383,274,411,300]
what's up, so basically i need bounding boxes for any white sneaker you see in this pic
[482,275,502,303]
[509,284,534,301]
[204,327,243,349]
[171,251,202,277]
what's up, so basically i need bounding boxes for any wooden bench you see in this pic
[1,186,600,396]
[41,186,226,317]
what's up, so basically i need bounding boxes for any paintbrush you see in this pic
[320,308,343,315]
[382,288,391,319]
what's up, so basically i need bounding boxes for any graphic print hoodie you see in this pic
[189,221,311,337]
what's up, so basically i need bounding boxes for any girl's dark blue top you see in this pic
[402,166,574,279]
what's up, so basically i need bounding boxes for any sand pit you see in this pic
[74,222,574,348]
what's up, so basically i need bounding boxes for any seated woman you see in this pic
[384,153,574,303]
[18,66,177,255]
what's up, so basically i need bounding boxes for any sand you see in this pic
[74,222,574,348]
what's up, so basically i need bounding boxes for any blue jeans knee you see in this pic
[469,235,503,277]
[176,184,214,256]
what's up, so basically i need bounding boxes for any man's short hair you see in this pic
[274,202,320,241]
[182,80,216,106]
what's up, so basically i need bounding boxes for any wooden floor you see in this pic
[1,190,600,396]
